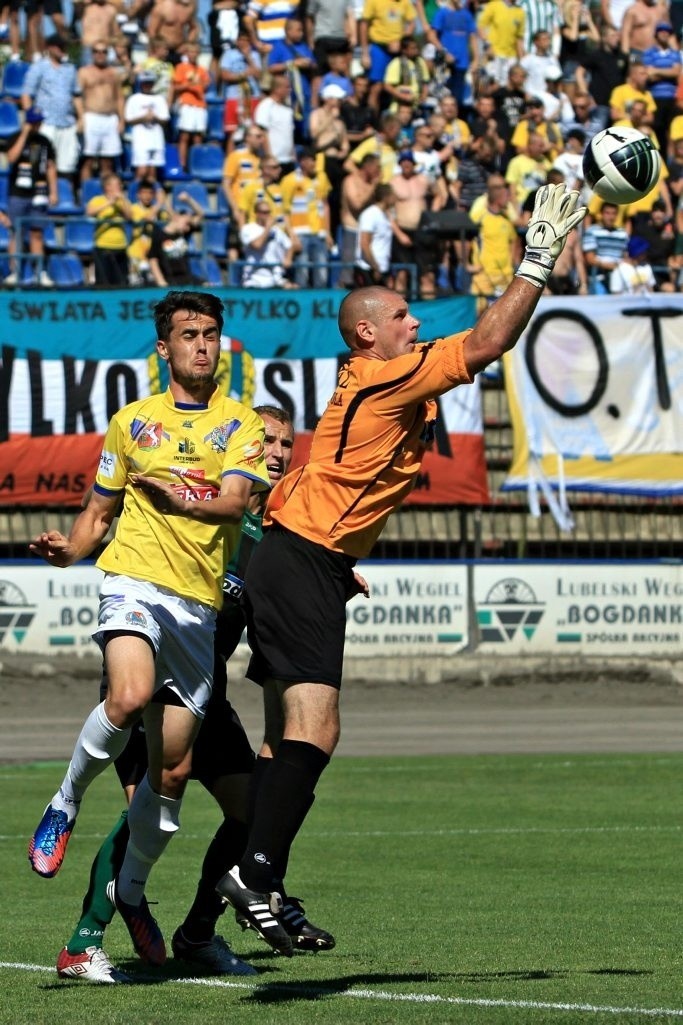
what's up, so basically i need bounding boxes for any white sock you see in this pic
[117,772,181,906]
[54,702,130,813]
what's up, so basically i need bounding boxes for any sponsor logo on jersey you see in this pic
[125,610,148,628]
[170,483,219,501]
[98,450,117,478]
[169,466,206,481]
[243,438,264,462]
[205,418,240,453]
[131,419,167,449]
[178,437,195,454]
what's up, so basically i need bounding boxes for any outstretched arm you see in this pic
[29,490,120,567]
[463,184,586,377]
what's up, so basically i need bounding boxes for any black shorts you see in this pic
[392,229,438,275]
[25,0,62,15]
[244,526,355,689]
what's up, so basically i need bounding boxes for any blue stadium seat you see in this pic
[190,255,223,287]
[164,143,191,181]
[0,223,9,250]
[207,102,225,144]
[172,181,216,218]
[0,100,20,139]
[50,178,84,215]
[204,219,227,258]
[0,175,8,213]
[64,219,95,253]
[47,254,85,287]
[188,144,224,183]
[81,179,103,205]
[1,60,29,100]
[42,220,64,251]
[216,187,230,217]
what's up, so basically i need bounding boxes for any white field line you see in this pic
[1,960,682,1018]
[2,823,682,843]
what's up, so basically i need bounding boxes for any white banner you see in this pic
[475,563,682,655]
[1,563,678,658]
[504,295,683,497]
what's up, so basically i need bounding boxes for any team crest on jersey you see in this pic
[205,418,240,452]
[125,610,147,628]
[131,419,168,449]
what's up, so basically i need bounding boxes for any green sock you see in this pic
[66,810,129,955]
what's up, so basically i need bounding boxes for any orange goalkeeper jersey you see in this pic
[265,332,472,559]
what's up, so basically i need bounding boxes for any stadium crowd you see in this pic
[2,0,683,296]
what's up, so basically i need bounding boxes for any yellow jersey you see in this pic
[94,388,270,608]
[478,0,526,58]
[87,195,128,250]
[362,0,417,45]
[280,167,332,235]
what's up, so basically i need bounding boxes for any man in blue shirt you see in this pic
[21,33,82,178]
[427,0,478,106]
[642,22,682,150]
[267,17,317,142]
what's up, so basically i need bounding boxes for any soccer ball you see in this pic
[582,127,661,205]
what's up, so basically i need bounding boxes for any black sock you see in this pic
[246,755,271,827]
[180,816,249,944]
[240,740,329,892]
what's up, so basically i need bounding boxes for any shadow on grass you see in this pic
[454,967,652,983]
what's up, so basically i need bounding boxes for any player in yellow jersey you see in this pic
[217,185,587,954]
[28,290,270,967]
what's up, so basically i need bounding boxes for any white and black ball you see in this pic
[583,126,661,205]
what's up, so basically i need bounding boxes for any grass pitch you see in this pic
[2,753,683,1025]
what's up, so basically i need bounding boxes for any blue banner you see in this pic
[1,289,477,360]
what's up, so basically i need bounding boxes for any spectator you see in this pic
[601,0,633,33]
[244,0,300,51]
[281,146,333,287]
[354,182,409,286]
[208,0,241,80]
[452,134,500,210]
[340,73,377,146]
[467,93,508,157]
[576,25,628,128]
[520,28,563,97]
[609,59,656,123]
[359,0,417,110]
[558,0,598,103]
[318,43,354,97]
[630,199,677,289]
[547,224,588,294]
[609,234,657,293]
[539,66,574,123]
[309,82,349,233]
[148,191,204,285]
[478,0,526,88]
[21,34,83,183]
[124,70,170,181]
[1,0,22,63]
[467,173,520,308]
[171,40,211,170]
[582,201,630,294]
[222,123,266,256]
[552,128,586,191]
[519,0,562,56]
[240,201,299,287]
[254,73,297,174]
[81,0,119,64]
[220,28,263,120]
[411,121,445,185]
[306,0,355,74]
[382,34,430,113]
[491,63,529,144]
[346,109,401,181]
[78,40,125,183]
[268,17,317,141]
[127,178,168,284]
[26,1,68,62]
[666,135,683,195]
[138,37,175,104]
[239,155,286,224]
[426,0,478,107]
[621,0,669,57]
[561,91,605,140]
[642,22,681,152]
[87,172,133,287]
[391,149,443,298]
[505,130,551,208]
[147,0,200,60]
[511,96,562,161]
[438,93,471,156]
[339,151,380,281]
[3,107,57,288]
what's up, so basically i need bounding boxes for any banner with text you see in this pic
[0,289,488,507]
[504,295,683,498]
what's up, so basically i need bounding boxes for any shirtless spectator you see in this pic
[81,0,119,63]
[78,41,125,182]
[339,151,380,283]
[147,0,199,60]
[621,0,669,56]
[391,149,445,298]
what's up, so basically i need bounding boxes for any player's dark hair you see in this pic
[154,290,224,340]
[253,404,293,426]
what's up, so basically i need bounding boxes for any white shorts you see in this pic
[177,103,208,134]
[38,123,81,174]
[93,573,216,719]
[83,111,123,158]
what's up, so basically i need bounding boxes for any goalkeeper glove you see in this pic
[516,183,587,289]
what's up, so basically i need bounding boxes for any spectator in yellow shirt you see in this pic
[609,60,657,122]
[479,0,526,86]
[281,146,333,287]
[86,173,133,286]
[359,0,417,109]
